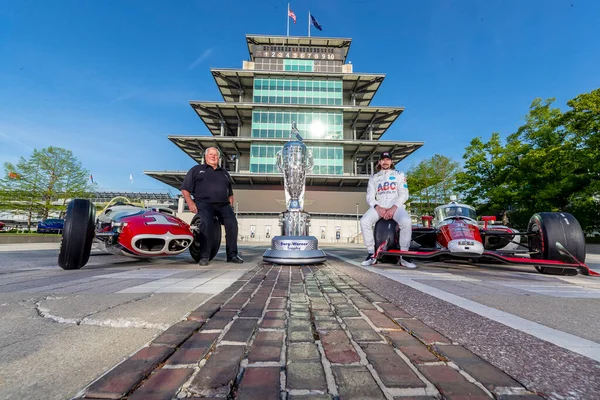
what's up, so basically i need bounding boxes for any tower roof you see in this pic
[189,101,405,140]
[246,34,352,63]
[211,69,384,106]
[144,169,372,190]
[166,135,423,168]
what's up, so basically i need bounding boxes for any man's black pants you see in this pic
[196,202,238,260]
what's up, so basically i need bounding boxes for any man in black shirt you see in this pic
[180,147,243,265]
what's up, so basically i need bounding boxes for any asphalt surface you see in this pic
[324,246,600,400]
[326,246,600,345]
[0,242,599,399]
[0,244,260,400]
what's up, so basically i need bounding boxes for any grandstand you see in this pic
[89,191,175,204]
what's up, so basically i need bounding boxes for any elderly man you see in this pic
[180,147,243,265]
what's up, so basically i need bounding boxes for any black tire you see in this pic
[189,214,222,262]
[58,199,96,270]
[374,218,399,263]
[209,217,222,260]
[528,212,585,275]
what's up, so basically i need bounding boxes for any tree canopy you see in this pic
[0,146,95,226]
[456,88,600,230]
[406,154,461,217]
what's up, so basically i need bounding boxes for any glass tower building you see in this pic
[145,34,424,242]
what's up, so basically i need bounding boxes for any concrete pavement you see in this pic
[0,246,258,400]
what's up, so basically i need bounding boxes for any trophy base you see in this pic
[262,235,326,265]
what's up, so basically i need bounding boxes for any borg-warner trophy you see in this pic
[262,122,327,264]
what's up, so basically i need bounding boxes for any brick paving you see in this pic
[76,263,544,400]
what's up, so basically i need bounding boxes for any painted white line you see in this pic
[494,282,600,298]
[0,243,61,252]
[327,252,600,363]
[115,268,247,294]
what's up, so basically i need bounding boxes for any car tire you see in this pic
[58,199,96,270]
[189,215,222,262]
[374,218,400,264]
[527,212,585,276]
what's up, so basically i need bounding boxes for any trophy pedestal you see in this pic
[263,235,326,265]
[262,211,326,265]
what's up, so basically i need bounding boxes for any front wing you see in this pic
[377,248,600,277]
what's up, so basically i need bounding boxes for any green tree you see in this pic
[561,88,600,232]
[456,89,600,230]
[455,130,519,210]
[407,154,461,217]
[0,147,95,228]
[430,154,463,202]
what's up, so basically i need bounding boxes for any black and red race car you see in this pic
[373,199,598,276]
[57,197,221,270]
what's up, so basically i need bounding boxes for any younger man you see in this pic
[360,152,416,268]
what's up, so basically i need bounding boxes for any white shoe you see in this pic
[398,257,417,269]
[361,254,377,266]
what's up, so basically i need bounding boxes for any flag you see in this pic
[310,13,322,31]
[90,174,94,184]
[288,8,296,24]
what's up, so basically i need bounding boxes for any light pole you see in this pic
[356,203,359,243]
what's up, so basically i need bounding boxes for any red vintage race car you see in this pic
[373,199,598,277]
[57,197,221,270]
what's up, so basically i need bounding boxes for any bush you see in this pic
[585,236,600,244]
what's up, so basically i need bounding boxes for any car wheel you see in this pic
[374,218,400,264]
[528,212,585,276]
[189,215,222,262]
[58,199,96,270]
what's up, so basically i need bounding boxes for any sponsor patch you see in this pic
[377,181,398,192]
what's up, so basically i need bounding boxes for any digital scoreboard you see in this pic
[250,44,343,61]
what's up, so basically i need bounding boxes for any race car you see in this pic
[57,197,221,270]
[373,198,598,276]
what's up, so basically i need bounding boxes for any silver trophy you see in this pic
[263,122,326,264]
[276,128,314,212]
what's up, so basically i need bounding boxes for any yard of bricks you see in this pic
[77,262,543,400]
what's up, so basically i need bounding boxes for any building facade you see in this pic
[145,34,423,243]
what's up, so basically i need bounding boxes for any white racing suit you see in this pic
[360,169,412,254]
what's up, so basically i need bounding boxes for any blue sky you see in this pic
[1,0,598,193]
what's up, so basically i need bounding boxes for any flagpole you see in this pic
[308,11,311,37]
[287,3,289,36]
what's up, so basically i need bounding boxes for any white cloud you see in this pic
[187,48,213,70]
[107,87,200,105]
[0,131,33,151]
[109,91,139,103]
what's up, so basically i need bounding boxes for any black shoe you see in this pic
[198,258,209,266]
[227,255,243,264]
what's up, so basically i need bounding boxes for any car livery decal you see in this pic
[377,181,397,193]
